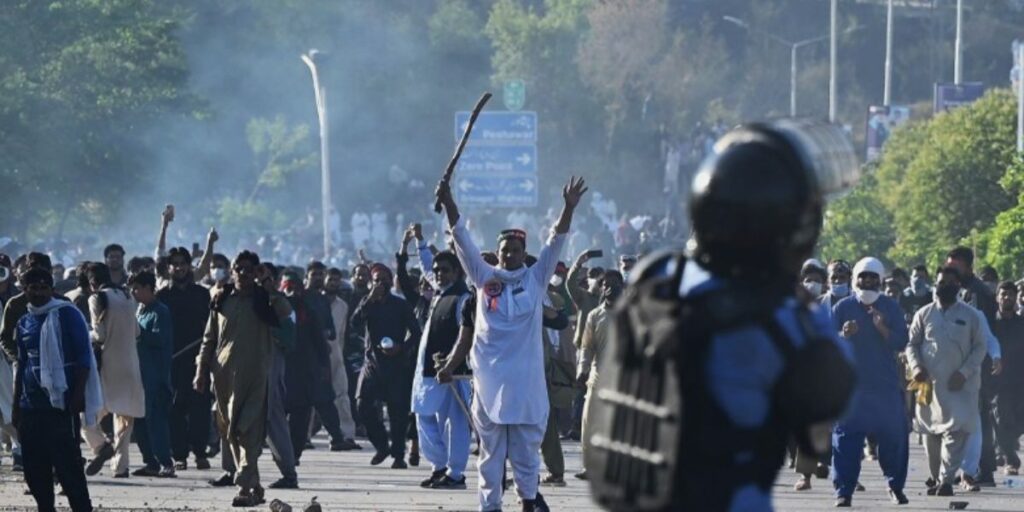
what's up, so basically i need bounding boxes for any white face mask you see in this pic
[855,288,880,305]
[212,268,229,283]
[803,280,823,297]
[549,275,564,287]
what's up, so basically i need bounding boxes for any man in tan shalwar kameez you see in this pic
[194,251,287,507]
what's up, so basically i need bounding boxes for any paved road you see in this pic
[1,434,1022,511]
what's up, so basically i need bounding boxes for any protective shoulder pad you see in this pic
[630,248,686,286]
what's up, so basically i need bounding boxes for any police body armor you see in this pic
[584,250,854,511]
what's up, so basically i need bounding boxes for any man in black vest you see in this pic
[409,249,473,489]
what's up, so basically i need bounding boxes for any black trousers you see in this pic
[169,386,212,462]
[995,388,1024,468]
[979,360,998,477]
[356,369,410,459]
[19,409,93,512]
[289,399,344,461]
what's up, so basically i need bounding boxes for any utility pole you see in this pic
[954,0,963,84]
[829,0,838,122]
[884,0,894,106]
[301,50,332,259]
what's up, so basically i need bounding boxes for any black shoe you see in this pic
[937,483,954,496]
[268,477,299,489]
[925,477,936,488]
[834,496,851,507]
[370,452,388,466]
[975,472,996,487]
[12,453,23,472]
[330,438,362,451]
[522,492,550,512]
[420,468,447,488]
[574,470,588,480]
[814,463,830,479]
[195,457,211,470]
[157,466,177,478]
[113,471,129,479]
[855,482,866,492]
[132,466,160,477]
[391,458,408,469]
[431,474,467,489]
[888,489,908,505]
[209,472,235,487]
[409,452,420,467]
[85,443,114,476]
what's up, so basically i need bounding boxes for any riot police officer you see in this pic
[585,120,859,511]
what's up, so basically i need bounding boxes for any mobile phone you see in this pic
[585,249,603,259]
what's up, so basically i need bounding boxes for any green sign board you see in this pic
[503,79,526,111]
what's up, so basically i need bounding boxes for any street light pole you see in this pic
[301,50,332,259]
[829,0,838,122]
[954,0,963,84]
[884,0,894,106]
[791,45,798,117]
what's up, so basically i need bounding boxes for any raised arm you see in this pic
[194,228,218,283]
[566,250,593,308]
[156,205,173,259]
[436,179,491,287]
[533,177,587,285]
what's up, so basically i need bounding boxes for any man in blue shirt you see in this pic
[129,271,176,478]
[831,257,910,507]
[14,267,94,511]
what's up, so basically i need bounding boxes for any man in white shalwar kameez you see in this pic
[434,176,587,512]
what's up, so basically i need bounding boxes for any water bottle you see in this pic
[380,337,394,350]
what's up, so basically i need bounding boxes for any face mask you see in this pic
[549,275,564,287]
[855,288,880,305]
[911,277,929,297]
[212,268,228,282]
[803,281,823,297]
[936,284,960,304]
[831,283,850,298]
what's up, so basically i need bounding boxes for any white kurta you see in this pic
[450,217,566,426]
[906,300,988,435]
[89,288,145,418]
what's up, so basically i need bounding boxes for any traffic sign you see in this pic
[933,82,985,113]
[503,80,526,111]
[455,175,538,208]
[456,144,537,174]
[455,111,537,143]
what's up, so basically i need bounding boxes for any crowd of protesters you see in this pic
[2,183,1024,511]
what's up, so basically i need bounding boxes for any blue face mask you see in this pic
[831,283,850,298]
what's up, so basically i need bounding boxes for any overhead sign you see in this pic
[934,82,985,113]
[865,105,911,161]
[455,111,537,143]
[456,144,537,174]
[455,175,538,208]
[503,79,526,111]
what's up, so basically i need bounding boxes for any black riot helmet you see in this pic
[689,120,858,283]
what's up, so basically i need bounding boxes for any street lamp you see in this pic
[724,16,857,117]
[301,49,332,259]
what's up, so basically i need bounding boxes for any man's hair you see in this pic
[168,247,191,264]
[260,262,280,281]
[103,244,125,258]
[998,280,1018,294]
[352,263,370,274]
[890,267,909,281]
[912,264,928,274]
[86,262,113,286]
[307,260,327,273]
[369,262,392,280]
[980,265,999,282]
[128,271,157,290]
[75,262,92,289]
[587,267,606,279]
[27,252,52,272]
[212,253,230,267]
[234,251,261,267]
[327,267,344,278]
[801,265,827,281]
[602,270,625,285]
[938,266,962,282]
[946,246,974,267]
[432,251,462,275]
[498,229,527,249]
[20,267,54,288]
[127,256,149,274]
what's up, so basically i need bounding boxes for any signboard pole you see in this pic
[1018,41,1023,153]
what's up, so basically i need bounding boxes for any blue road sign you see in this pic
[455,111,537,143]
[455,175,538,208]
[456,144,537,174]
[934,82,985,113]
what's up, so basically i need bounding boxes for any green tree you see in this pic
[818,171,896,263]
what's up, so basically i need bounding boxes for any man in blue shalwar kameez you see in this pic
[831,257,910,507]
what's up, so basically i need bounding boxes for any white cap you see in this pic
[852,257,885,286]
